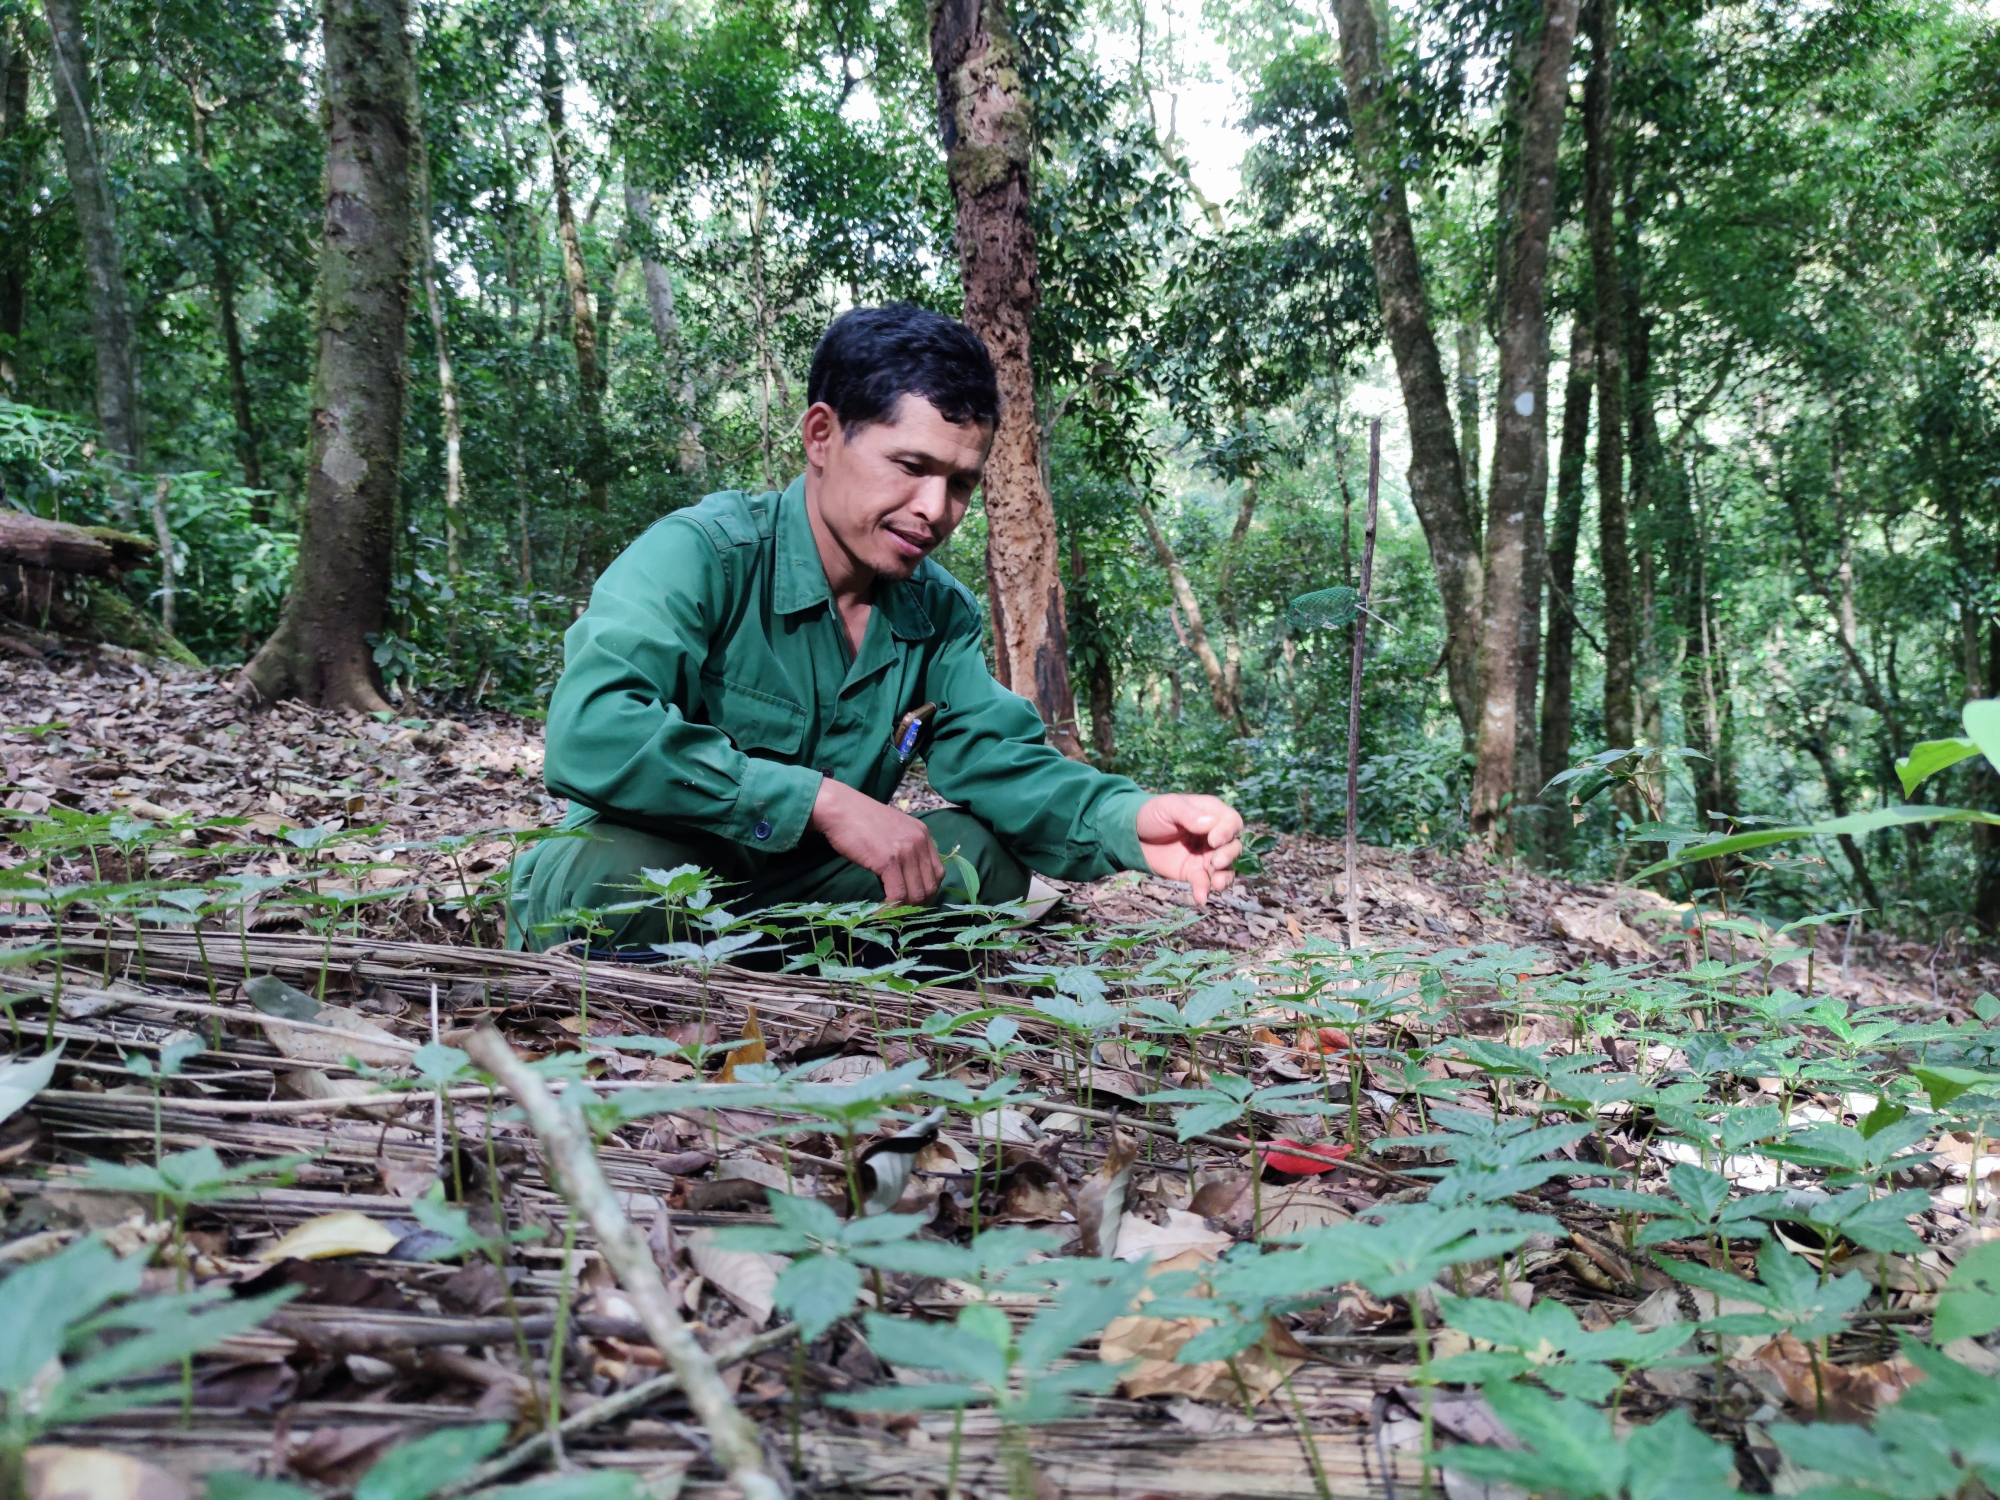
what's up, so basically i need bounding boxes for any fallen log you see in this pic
[0,510,154,575]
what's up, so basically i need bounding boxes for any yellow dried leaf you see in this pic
[255,1210,399,1263]
[718,1006,765,1082]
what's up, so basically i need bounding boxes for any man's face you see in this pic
[802,394,992,583]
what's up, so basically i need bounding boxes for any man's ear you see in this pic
[801,402,841,468]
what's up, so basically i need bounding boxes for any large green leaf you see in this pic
[1965,699,2000,773]
[1896,737,1981,796]
[1636,805,2000,880]
[1934,1240,2000,1344]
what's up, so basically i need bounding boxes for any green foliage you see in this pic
[0,1236,296,1460]
[1439,1388,1738,1499]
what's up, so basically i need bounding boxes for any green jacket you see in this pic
[535,478,1150,878]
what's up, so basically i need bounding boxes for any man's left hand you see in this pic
[1135,794,1244,904]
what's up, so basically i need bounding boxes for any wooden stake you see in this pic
[1345,419,1382,951]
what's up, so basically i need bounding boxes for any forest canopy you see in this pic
[1,0,1997,935]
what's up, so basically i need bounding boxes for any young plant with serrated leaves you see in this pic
[1280,1202,1553,1478]
[1576,1162,1784,1260]
[1766,1336,2000,1500]
[832,1259,1153,1500]
[1659,1237,1870,1416]
[1439,1383,1739,1500]
[1398,1107,1593,1211]
[922,1070,1040,1231]
[407,1180,548,1381]
[1291,975,1420,1150]
[710,1189,950,1341]
[1429,1291,1696,1411]
[1002,961,1129,1113]
[1759,1112,1934,1187]
[0,1234,297,1492]
[1142,1071,1346,1233]
[82,1145,312,1291]
[1140,1242,1340,1494]
[123,1032,204,1203]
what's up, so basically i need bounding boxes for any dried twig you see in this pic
[442,1322,800,1494]
[463,1026,788,1500]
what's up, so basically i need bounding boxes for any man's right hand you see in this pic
[808,777,944,907]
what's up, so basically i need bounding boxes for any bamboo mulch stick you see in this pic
[464,1026,789,1500]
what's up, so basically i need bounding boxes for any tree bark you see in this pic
[1469,0,1578,841]
[1456,322,1481,534]
[189,98,265,500]
[413,126,464,576]
[541,29,609,564]
[1137,499,1237,731]
[236,0,413,713]
[0,18,31,393]
[931,0,1082,757]
[1070,535,1117,766]
[1329,0,1483,741]
[42,0,142,468]
[623,181,705,475]
[1216,469,1258,728]
[1540,315,1592,809]
[1584,0,1637,775]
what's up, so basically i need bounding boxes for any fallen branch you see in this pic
[463,1026,788,1500]
[442,1322,800,1495]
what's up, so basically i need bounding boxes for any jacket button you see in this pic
[753,820,772,841]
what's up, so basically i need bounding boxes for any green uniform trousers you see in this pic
[506,806,1029,951]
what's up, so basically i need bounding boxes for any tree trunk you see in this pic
[189,100,265,501]
[1540,316,1592,809]
[1070,536,1117,767]
[1469,0,1578,841]
[1216,468,1258,728]
[1137,499,1237,731]
[1584,0,1637,777]
[0,18,31,393]
[1329,0,1483,742]
[236,0,413,713]
[623,181,705,475]
[930,0,1083,757]
[1456,323,1481,534]
[413,127,464,576]
[42,0,141,468]
[541,29,609,564]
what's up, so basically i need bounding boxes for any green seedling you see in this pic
[1577,1162,1783,1255]
[1430,1292,1695,1407]
[1440,1387,1738,1500]
[0,1234,297,1490]
[124,1033,204,1201]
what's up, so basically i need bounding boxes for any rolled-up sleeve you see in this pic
[918,589,1149,880]
[543,518,823,849]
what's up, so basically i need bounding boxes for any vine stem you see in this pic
[464,1028,787,1500]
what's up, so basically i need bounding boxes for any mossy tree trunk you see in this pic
[237,0,413,712]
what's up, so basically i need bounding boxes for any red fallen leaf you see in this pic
[1253,1138,1355,1175]
[1294,1027,1353,1054]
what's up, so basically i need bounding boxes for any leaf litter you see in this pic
[0,647,1995,1498]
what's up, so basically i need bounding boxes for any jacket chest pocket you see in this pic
[702,673,806,756]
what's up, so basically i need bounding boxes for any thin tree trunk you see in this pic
[413,124,464,576]
[1629,306,1665,755]
[1137,499,1237,730]
[1540,316,1593,810]
[1470,0,1578,842]
[541,29,609,563]
[1456,323,1481,533]
[148,476,176,638]
[189,97,264,499]
[1071,535,1116,766]
[931,0,1083,757]
[1584,0,1637,781]
[237,0,413,712]
[1799,730,1883,913]
[623,180,705,475]
[43,0,141,468]
[1329,0,1483,741]
[1216,467,1258,728]
[1,19,33,393]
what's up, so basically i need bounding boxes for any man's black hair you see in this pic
[806,303,1001,434]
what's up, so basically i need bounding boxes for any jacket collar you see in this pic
[772,477,935,642]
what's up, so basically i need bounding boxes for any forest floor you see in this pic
[1,640,1997,1500]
